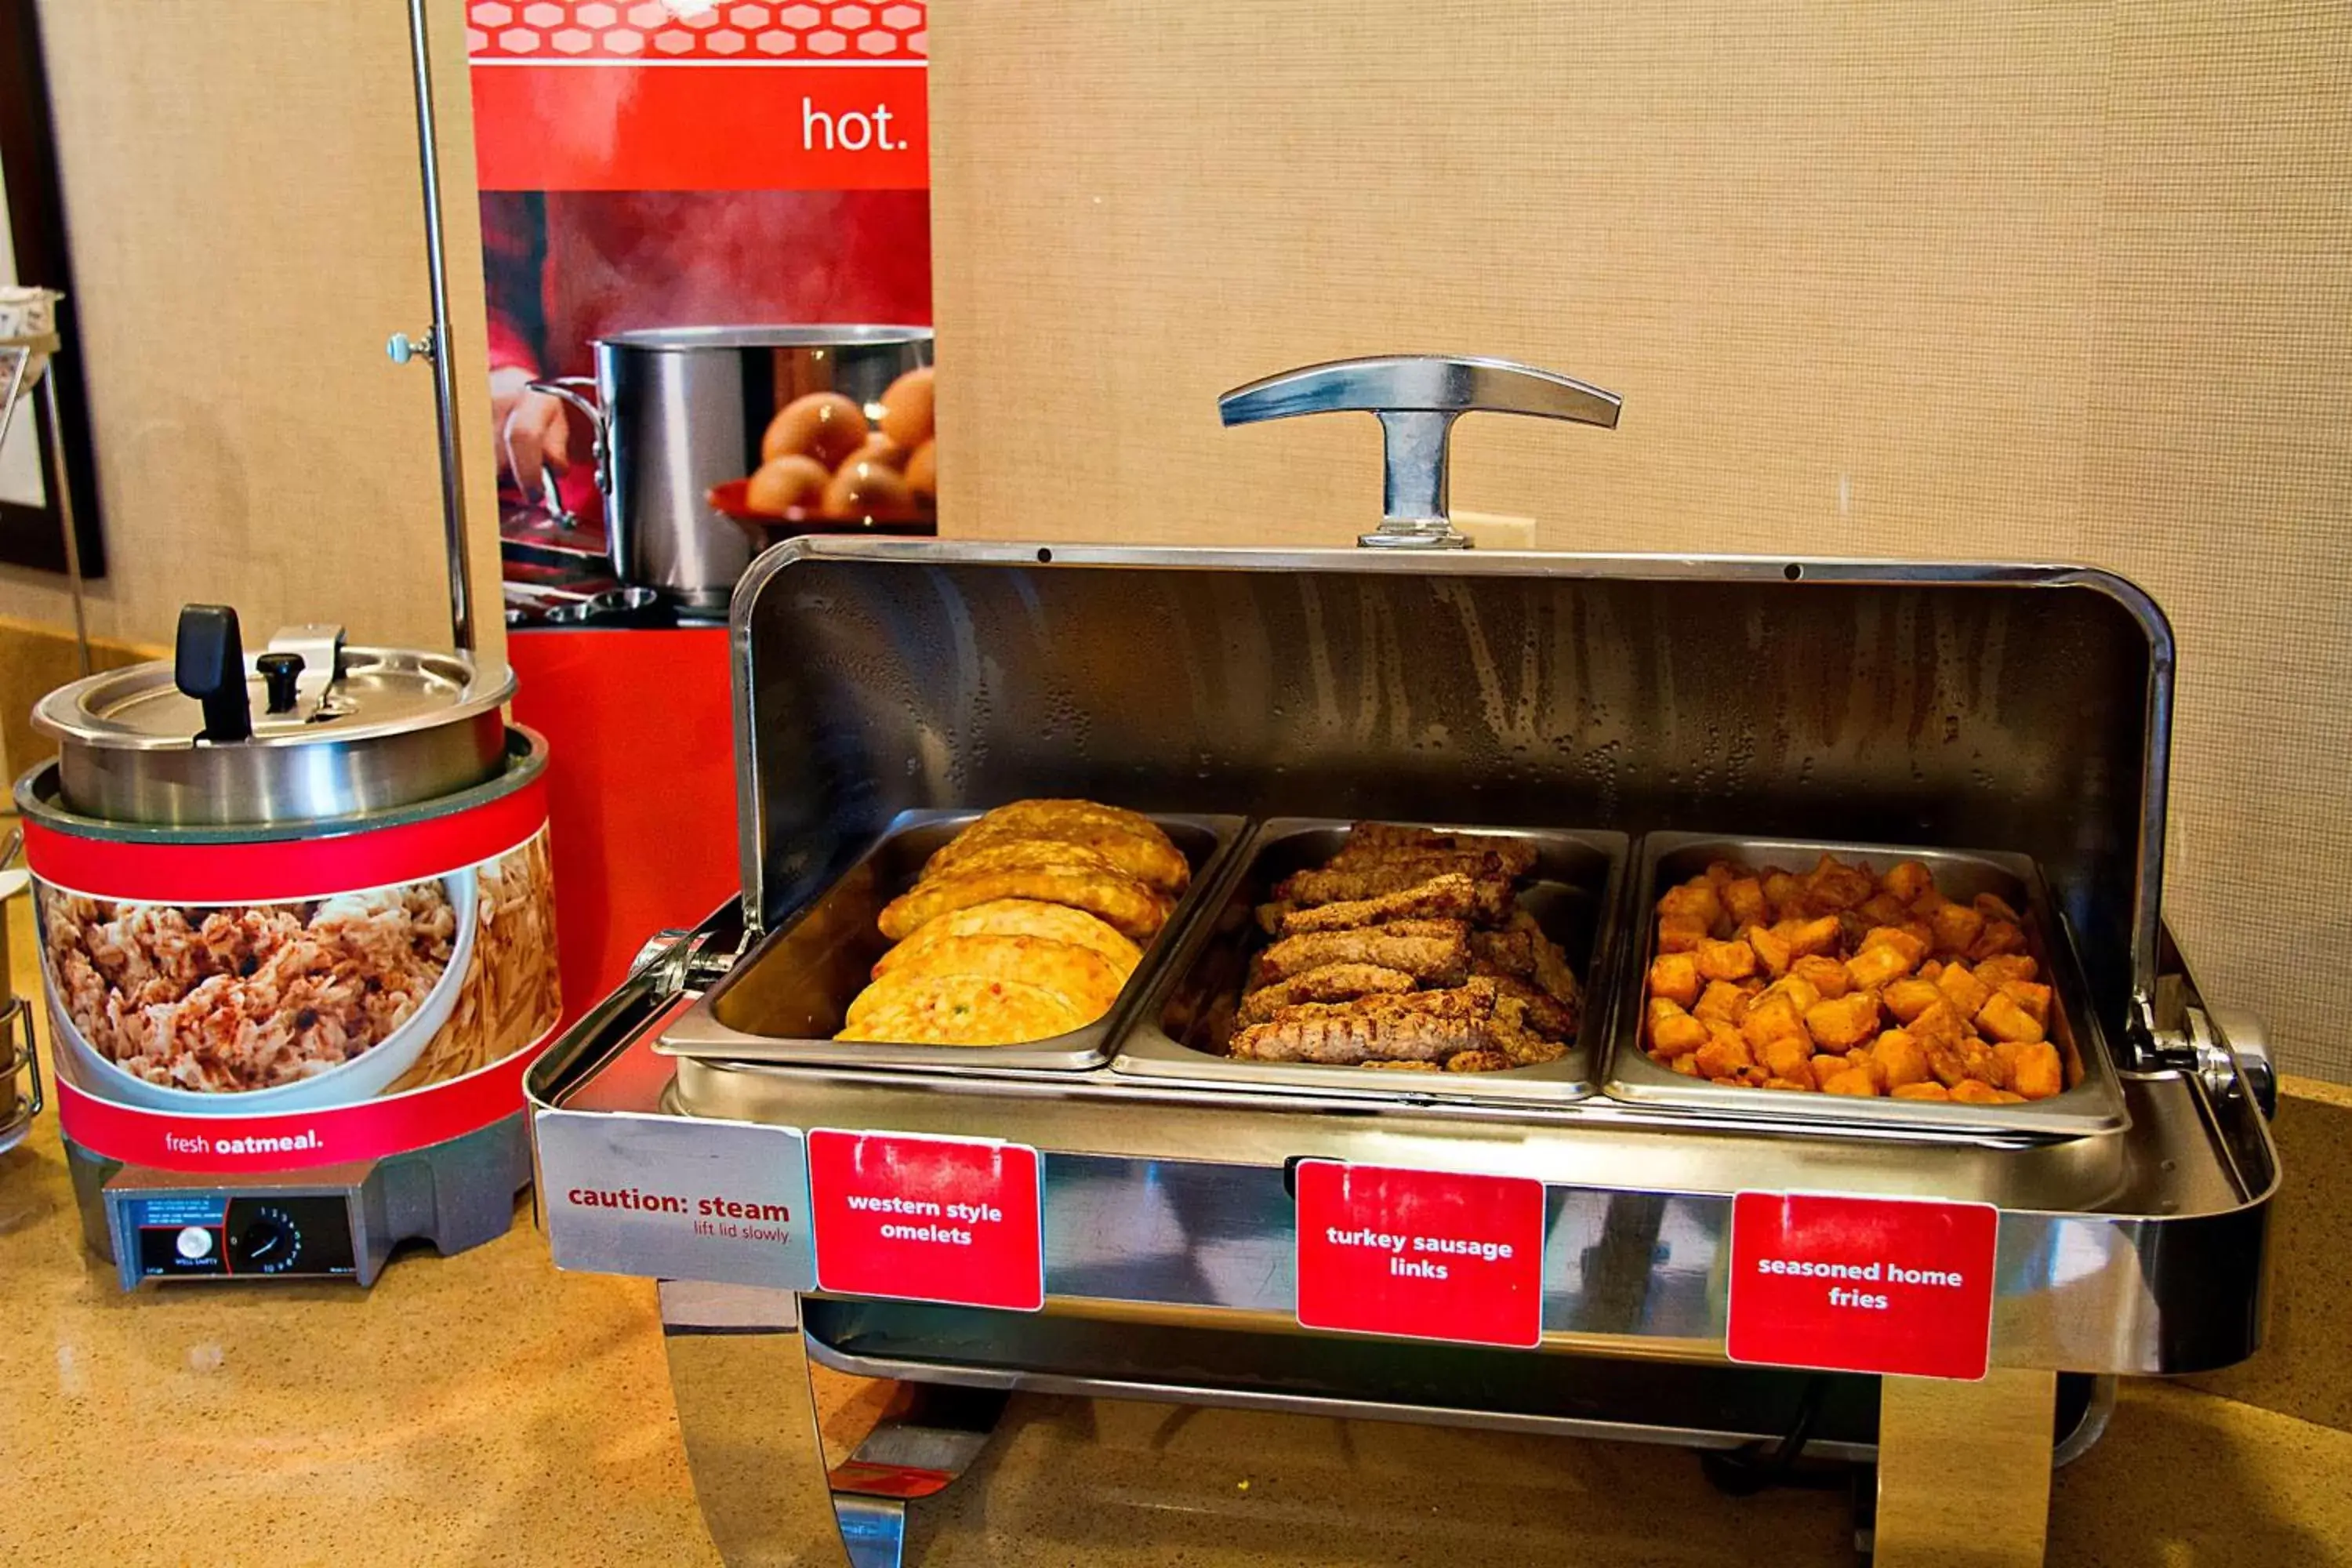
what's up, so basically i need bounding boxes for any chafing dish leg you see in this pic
[1871,1369,2056,1566]
[660,1282,855,1568]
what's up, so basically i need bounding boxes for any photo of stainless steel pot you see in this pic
[529,325,933,612]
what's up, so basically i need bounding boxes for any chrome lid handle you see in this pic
[1218,354,1621,549]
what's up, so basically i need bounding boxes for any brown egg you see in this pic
[822,459,914,521]
[762,391,868,468]
[878,365,935,449]
[904,439,937,499]
[847,430,907,471]
[742,453,830,517]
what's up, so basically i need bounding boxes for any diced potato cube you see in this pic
[1762,1077,1813,1091]
[1804,991,1882,1051]
[1741,993,1808,1054]
[1646,952,1701,1009]
[1974,891,2023,924]
[1845,943,1915,992]
[1963,1040,2009,1088]
[1934,963,1992,1019]
[1783,916,1842,959]
[1975,991,2047,1045]
[1806,855,1876,911]
[1748,923,1794,978]
[1811,1054,1853,1091]
[1762,1034,1815,1082]
[1871,1029,1930,1089]
[1862,926,1929,966]
[1929,902,1985,956]
[1918,958,1945,982]
[1883,978,1943,1024]
[1658,916,1711,953]
[1761,974,1823,1014]
[1949,1080,2006,1105]
[1695,1033,1754,1080]
[1721,877,1769,930]
[1841,1049,1888,1091]
[1658,881,1724,930]
[1790,954,1850,1000]
[1892,1081,1952,1101]
[1973,955,2039,987]
[1649,999,1708,1059]
[1994,1090,2027,1102]
[1669,1053,1702,1076]
[2000,980,2053,1027]
[1762,871,1807,918]
[1908,999,1965,1047]
[1996,1040,2065,1100]
[1703,860,1740,888]
[1822,1069,1881,1098]
[1971,920,2027,961]
[1882,860,1934,903]
[1695,938,1759,982]
[1858,892,1910,928]
[1694,980,1751,1028]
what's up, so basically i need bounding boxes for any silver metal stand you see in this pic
[396,0,476,654]
[39,358,89,674]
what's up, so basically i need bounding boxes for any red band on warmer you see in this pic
[24,777,549,904]
[53,1034,554,1173]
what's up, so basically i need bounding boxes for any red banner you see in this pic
[54,1036,553,1173]
[24,777,550,906]
[1293,1161,1548,1348]
[807,1129,1044,1311]
[1726,1192,2001,1381]
[472,64,927,191]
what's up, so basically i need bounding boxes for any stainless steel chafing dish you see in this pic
[528,357,2275,1568]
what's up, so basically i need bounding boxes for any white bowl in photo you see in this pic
[42,874,479,1115]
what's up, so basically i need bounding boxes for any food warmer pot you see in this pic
[528,357,2275,1566]
[20,605,561,1287]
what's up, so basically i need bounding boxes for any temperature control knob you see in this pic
[228,1206,303,1275]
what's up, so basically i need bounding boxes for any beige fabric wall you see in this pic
[930,3,2352,1076]
[8,0,501,662]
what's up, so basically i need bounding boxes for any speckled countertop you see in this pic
[2,885,2348,1565]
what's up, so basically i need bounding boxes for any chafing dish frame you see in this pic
[530,536,2275,1567]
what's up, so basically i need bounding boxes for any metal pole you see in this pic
[38,365,89,674]
[404,0,475,653]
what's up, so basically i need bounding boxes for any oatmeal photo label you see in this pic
[26,782,564,1171]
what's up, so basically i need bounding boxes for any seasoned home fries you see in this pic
[839,800,1184,1046]
[1642,852,2070,1102]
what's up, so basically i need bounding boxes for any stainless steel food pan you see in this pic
[1115,818,1626,1102]
[1603,833,2129,1138]
[659,808,1247,1072]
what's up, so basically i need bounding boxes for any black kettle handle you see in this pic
[174,604,252,742]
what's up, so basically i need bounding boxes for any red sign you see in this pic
[470,66,929,192]
[807,1130,1044,1311]
[1726,1192,2001,1381]
[466,3,930,193]
[1293,1161,1547,1348]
